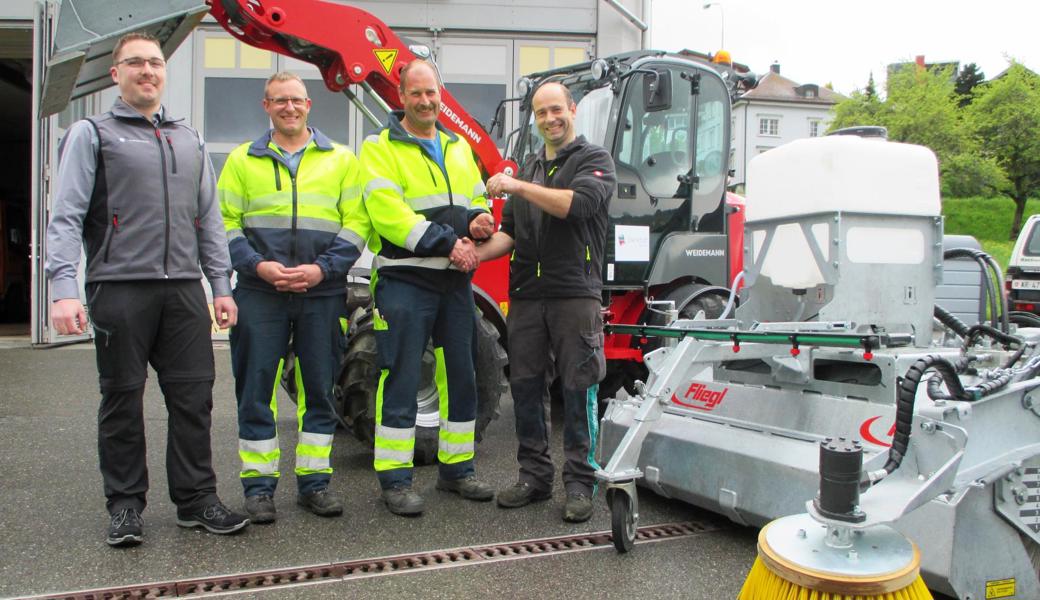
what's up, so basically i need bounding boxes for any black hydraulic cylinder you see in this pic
[813,437,866,523]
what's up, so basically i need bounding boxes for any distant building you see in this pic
[887,55,960,86]
[730,63,844,189]
[990,64,1038,81]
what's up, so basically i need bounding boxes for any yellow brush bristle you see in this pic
[738,556,933,600]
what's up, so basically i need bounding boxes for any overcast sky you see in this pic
[650,0,1040,96]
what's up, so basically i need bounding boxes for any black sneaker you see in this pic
[297,489,344,517]
[244,494,276,524]
[381,484,424,516]
[436,476,494,501]
[106,508,144,547]
[496,482,552,508]
[563,492,593,523]
[176,501,250,534]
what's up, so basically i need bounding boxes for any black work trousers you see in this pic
[507,297,606,495]
[87,280,219,515]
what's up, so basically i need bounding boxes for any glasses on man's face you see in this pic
[267,96,309,108]
[115,56,166,69]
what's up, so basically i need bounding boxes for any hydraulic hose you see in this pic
[1009,311,1040,328]
[934,304,970,338]
[881,355,973,480]
[944,247,1008,332]
[963,323,1023,351]
[719,271,744,320]
[983,253,1010,333]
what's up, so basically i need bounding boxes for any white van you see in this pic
[1006,214,1040,313]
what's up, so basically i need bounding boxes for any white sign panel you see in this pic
[614,225,650,262]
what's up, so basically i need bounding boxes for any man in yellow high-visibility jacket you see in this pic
[360,59,495,516]
[219,72,368,524]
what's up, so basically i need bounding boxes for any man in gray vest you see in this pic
[45,32,249,547]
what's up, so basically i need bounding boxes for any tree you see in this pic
[967,63,1040,238]
[954,63,985,107]
[865,72,877,100]
[828,65,1005,198]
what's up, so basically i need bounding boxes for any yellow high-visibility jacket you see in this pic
[219,128,369,295]
[360,114,489,290]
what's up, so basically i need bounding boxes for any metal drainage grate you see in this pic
[26,520,718,599]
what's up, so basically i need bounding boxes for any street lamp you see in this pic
[702,1,725,49]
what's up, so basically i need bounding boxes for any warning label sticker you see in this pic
[986,578,1016,598]
[374,49,398,75]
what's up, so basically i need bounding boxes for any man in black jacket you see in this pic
[479,82,615,522]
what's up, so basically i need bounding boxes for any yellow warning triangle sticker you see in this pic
[374,49,398,75]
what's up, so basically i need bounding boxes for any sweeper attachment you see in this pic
[597,134,1040,599]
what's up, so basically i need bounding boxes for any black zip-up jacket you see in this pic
[501,135,616,300]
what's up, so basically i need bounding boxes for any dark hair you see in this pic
[112,32,162,64]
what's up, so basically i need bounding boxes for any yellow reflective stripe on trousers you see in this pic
[434,347,475,464]
[294,355,307,432]
[239,437,280,478]
[439,418,475,464]
[296,431,333,475]
[374,368,416,471]
[240,358,284,478]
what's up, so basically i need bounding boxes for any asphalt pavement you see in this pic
[0,341,759,599]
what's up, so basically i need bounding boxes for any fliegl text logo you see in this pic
[671,382,728,411]
[859,416,895,447]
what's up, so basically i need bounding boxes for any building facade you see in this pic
[730,63,844,190]
[7,0,650,344]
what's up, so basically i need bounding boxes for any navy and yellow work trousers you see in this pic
[230,287,346,497]
[508,297,606,496]
[372,276,478,489]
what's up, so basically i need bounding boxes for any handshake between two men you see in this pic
[449,211,496,272]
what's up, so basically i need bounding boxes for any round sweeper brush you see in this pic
[738,513,932,600]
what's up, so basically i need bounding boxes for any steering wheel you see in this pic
[699,150,723,174]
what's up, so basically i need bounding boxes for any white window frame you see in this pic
[808,119,821,137]
[759,116,779,137]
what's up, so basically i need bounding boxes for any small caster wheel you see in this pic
[610,488,637,553]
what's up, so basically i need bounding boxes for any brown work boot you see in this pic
[297,489,344,517]
[563,492,593,523]
[244,494,276,524]
[436,476,494,501]
[496,481,552,508]
[381,484,425,516]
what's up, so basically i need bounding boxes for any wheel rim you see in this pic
[415,346,440,428]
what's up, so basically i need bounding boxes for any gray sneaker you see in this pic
[176,501,250,534]
[381,484,425,516]
[563,492,593,523]
[244,494,276,524]
[297,489,344,517]
[496,482,552,508]
[106,507,144,547]
[436,476,494,501]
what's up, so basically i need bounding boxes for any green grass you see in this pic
[942,196,1040,270]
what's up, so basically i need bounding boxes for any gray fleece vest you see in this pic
[83,103,207,283]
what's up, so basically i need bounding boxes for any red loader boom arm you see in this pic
[207,0,518,178]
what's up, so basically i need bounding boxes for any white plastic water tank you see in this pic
[744,136,940,289]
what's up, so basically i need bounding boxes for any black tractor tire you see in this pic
[339,307,507,466]
[600,283,729,403]
[280,281,372,407]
